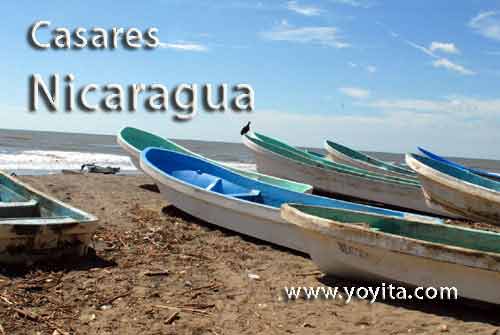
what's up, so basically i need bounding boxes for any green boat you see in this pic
[324,140,417,178]
[0,171,97,264]
[281,203,500,304]
[242,131,456,217]
[117,127,313,193]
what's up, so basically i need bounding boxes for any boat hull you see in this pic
[281,205,500,305]
[0,221,96,264]
[407,155,500,224]
[117,132,141,169]
[243,136,455,217]
[305,229,500,304]
[141,160,310,253]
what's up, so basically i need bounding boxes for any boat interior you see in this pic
[0,183,42,218]
[0,175,86,224]
[171,170,264,202]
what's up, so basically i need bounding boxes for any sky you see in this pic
[1,0,499,159]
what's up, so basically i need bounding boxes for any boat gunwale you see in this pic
[248,132,421,185]
[324,140,416,177]
[418,147,500,181]
[281,204,500,272]
[243,133,420,189]
[406,154,500,202]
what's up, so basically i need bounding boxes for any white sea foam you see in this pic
[0,150,136,171]
[0,149,256,174]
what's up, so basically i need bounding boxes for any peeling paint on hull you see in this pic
[281,204,500,305]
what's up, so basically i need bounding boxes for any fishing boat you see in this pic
[324,140,416,178]
[0,171,97,264]
[117,126,313,193]
[281,204,500,305]
[242,131,456,217]
[406,153,500,225]
[140,147,442,254]
[418,147,500,181]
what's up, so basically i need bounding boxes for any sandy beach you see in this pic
[0,173,497,334]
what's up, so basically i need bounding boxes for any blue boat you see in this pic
[140,147,442,253]
[418,147,500,181]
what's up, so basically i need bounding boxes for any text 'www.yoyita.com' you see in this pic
[282,283,458,304]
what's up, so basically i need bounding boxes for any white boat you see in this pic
[281,204,500,305]
[242,132,457,218]
[324,140,417,179]
[140,147,443,254]
[406,153,500,224]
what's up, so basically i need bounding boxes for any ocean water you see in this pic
[0,128,499,175]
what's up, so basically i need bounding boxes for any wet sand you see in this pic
[0,174,499,334]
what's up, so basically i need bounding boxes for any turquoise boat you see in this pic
[242,131,456,217]
[281,203,500,305]
[324,139,416,178]
[117,127,313,193]
[0,171,97,264]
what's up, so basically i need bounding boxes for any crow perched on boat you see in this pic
[240,121,251,135]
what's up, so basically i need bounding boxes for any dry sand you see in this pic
[0,174,499,334]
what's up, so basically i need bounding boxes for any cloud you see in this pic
[432,58,475,75]
[339,87,371,99]
[366,65,377,73]
[469,11,500,41]
[159,41,208,52]
[405,40,437,58]
[261,21,349,48]
[429,42,460,54]
[405,40,474,75]
[381,24,469,75]
[287,1,322,16]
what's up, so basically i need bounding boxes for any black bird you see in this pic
[240,121,251,135]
